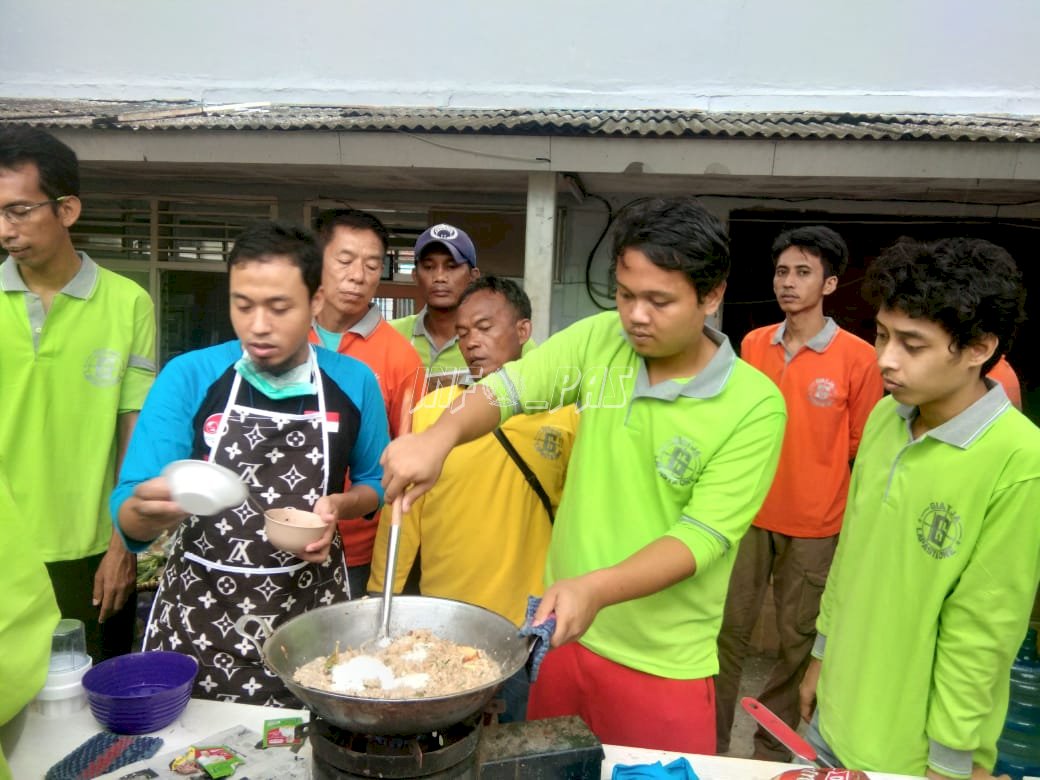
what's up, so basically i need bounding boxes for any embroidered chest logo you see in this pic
[916,502,963,560]
[84,349,123,387]
[807,377,836,407]
[534,426,564,460]
[655,436,701,487]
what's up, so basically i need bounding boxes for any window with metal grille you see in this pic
[73,195,277,364]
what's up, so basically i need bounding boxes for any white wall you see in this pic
[4,0,1039,114]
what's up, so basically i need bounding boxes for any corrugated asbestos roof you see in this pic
[1,98,1038,142]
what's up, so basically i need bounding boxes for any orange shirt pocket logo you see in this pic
[807,377,837,407]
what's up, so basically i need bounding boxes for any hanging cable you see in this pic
[582,191,617,310]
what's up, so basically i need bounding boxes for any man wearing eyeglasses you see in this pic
[0,127,156,664]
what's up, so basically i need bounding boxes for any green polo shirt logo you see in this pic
[916,501,963,559]
[84,348,123,387]
[655,435,701,486]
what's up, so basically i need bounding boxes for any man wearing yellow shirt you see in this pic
[370,276,577,720]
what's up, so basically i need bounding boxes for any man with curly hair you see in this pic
[799,237,1040,779]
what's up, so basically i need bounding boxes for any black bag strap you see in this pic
[493,429,555,524]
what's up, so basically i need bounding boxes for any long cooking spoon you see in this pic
[379,387,414,645]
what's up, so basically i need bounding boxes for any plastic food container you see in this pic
[32,660,93,717]
[161,459,248,516]
[82,651,198,734]
[32,618,93,718]
[265,507,326,556]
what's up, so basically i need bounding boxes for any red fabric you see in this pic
[740,324,883,538]
[310,319,425,566]
[527,642,717,754]
[89,735,133,774]
[988,356,1022,410]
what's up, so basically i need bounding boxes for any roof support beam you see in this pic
[524,172,557,343]
[53,128,1040,183]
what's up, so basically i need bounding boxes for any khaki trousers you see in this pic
[715,526,838,760]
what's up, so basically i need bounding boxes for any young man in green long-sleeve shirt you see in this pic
[799,237,1040,779]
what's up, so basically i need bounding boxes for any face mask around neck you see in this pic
[234,348,317,400]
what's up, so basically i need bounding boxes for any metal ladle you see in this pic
[378,496,405,646]
[378,388,415,646]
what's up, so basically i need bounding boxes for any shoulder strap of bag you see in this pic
[493,428,555,524]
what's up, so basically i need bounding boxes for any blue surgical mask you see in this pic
[234,348,317,400]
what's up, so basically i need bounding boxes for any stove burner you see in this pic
[311,715,481,779]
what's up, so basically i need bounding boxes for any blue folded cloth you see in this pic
[518,595,556,682]
[611,756,699,779]
[46,732,164,780]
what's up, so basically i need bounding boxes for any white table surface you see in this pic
[1,697,918,779]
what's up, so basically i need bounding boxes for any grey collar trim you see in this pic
[1,251,97,298]
[0,257,23,291]
[770,316,838,353]
[633,325,736,401]
[896,380,1010,449]
[413,305,459,350]
[348,303,382,338]
[412,306,430,338]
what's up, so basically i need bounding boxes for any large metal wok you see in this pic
[235,596,531,735]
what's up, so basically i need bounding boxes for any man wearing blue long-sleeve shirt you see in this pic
[111,221,388,705]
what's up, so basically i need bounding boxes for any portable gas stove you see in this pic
[309,714,603,779]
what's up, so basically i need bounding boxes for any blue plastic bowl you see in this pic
[82,651,198,734]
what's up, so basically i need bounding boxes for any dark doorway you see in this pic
[725,211,1040,423]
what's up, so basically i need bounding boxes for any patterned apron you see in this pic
[143,356,349,706]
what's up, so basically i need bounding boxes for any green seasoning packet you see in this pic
[195,746,245,778]
[262,716,304,748]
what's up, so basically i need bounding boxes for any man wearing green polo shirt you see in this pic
[799,237,1040,779]
[0,127,155,663]
[390,223,480,384]
[391,223,534,387]
[382,197,786,753]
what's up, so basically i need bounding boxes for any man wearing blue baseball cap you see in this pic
[390,223,481,384]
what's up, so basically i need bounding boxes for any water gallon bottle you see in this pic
[995,626,1040,780]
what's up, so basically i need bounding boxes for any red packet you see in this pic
[772,770,869,780]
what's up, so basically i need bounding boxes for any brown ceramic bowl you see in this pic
[265,507,326,556]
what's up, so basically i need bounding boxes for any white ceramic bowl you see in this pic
[161,459,248,516]
[265,507,326,556]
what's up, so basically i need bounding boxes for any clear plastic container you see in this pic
[49,618,89,672]
[32,619,93,718]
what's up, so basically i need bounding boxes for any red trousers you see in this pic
[527,642,716,754]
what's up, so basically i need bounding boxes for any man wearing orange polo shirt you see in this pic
[988,355,1022,410]
[716,226,883,760]
[310,209,425,598]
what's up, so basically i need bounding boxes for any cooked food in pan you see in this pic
[292,629,502,699]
